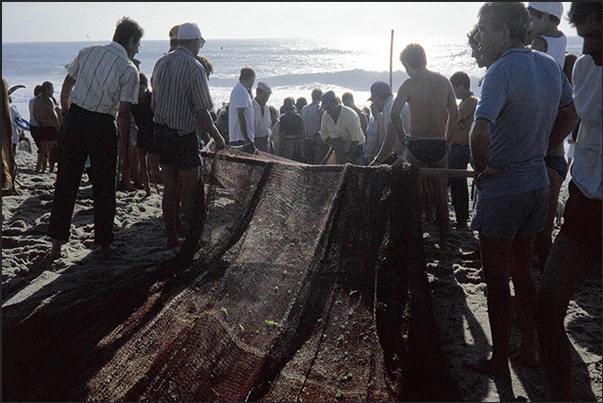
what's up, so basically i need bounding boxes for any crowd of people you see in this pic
[2,2,600,400]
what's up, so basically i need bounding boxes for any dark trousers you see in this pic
[448,144,470,223]
[48,104,117,245]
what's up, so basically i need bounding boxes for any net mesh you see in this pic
[2,149,460,402]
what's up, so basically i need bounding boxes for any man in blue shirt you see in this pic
[469,2,577,381]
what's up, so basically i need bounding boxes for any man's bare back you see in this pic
[32,94,60,130]
[391,67,458,141]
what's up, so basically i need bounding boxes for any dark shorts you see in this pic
[136,128,155,153]
[408,139,447,164]
[154,123,202,170]
[471,186,549,239]
[38,126,59,142]
[560,181,602,254]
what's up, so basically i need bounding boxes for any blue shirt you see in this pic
[474,48,574,199]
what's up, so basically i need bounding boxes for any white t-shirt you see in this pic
[228,82,254,143]
[10,105,21,144]
[541,33,567,67]
[571,54,602,200]
[252,98,271,139]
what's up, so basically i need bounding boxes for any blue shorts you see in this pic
[470,186,549,239]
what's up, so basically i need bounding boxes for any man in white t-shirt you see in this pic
[252,81,272,153]
[536,3,601,401]
[228,67,255,152]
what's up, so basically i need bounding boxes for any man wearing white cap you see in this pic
[527,2,566,66]
[229,67,256,151]
[252,81,273,153]
[527,2,570,273]
[151,22,225,251]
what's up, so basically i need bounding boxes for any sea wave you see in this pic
[210,69,410,92]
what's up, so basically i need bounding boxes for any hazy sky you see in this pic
[2,2,578,43]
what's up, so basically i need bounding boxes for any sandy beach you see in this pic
[2,147,601,401]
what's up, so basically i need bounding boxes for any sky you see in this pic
[2,2,578,43]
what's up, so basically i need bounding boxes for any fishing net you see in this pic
[2,149,459,402]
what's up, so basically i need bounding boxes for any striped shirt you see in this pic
[66,41,139,118]
[151,46,213,135]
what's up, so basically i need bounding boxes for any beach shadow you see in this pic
[2,221,223,402]
[422,223,495,401]
[2,211,169,303]
[570,259,603,325]
[2,173,248,401]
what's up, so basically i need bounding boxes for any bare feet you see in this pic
[167,237,180,250]
[477,356,511,380]
[517,346,538,369]
[118,181,136,192]
[49,239,65,259]
[456,220,469,230]
[99,244,111,257]
[461,249,481,260]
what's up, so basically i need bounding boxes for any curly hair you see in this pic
[399,43,426,69]
[112,16,144,49]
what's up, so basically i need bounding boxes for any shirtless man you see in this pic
[390,43,458,249]
[32,81,61,173]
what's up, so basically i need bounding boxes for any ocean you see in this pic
[3,35,584,123]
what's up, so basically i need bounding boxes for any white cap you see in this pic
[177,22,203,40]
[257,81,272,94]
[528,2,564,19]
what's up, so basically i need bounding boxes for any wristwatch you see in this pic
[477,166,489,181]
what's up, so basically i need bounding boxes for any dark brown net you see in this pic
[2,149,459,402]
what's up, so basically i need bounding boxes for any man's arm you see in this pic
[390,84,409,139]
[117,102,132,170]
[48,99,61,132]
[370,121,396,165]
[548,103,579,152]
[325,137,347,164]
[60,74,76,113]
[469,118,491,173]
[198,108,225,151]
[237,107,252,145]
[445,87,459,144]
[530,37,548,53]
[470,118,507,189]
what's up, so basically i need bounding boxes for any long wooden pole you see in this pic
[389,30,394,89]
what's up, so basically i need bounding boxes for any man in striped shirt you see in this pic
[48,17,143,259]
[151,22,226,251]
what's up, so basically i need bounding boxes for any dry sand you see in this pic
[2,147,601,401]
